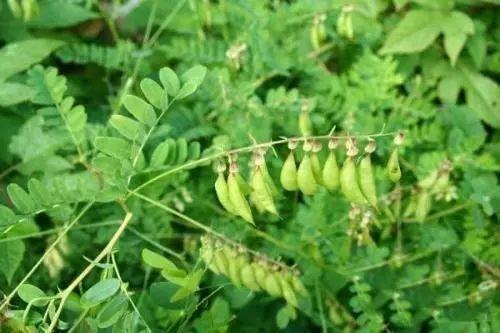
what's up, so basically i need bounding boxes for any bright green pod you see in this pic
[215,173,237,214]
[280,152,298,191]
[264,271,282,297]
[358,154,378,210]
[279,274,298,307]
[322,151,339,191]
[415,190,432,222]
[252,263,269,290]
[213,248,229,276]
[387,149,401,182]
[250,191,266,213]
[227,252,244,288]
[227,173,254,225]
[299,111,312,136]
[297,154,317,195]
[236,173,252,195]
[262,163,279,196]
[311,153,323,185]
[200,239,219,274]
[340,157,367,205]
[240,264,261,291]
[290,274,308,296]
[251,168,278,215]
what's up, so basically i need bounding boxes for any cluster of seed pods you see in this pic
[214,150,279,225]
[214,132,403,224]
[200,235,308,307]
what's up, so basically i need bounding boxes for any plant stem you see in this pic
[47,212,133,332]
[0,202,94,312]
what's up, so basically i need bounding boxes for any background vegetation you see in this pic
[0,0,499,332]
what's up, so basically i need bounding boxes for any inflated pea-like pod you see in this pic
[323,150,339,191]
[251,167,278,215]
[252,262,269,290]
[340,157,367,205]
[279,274,299,307]
[415,190,431,222]
[290,274,308,296]
[297,154,317,195]
[280,151,298,191]
[240,263,261,291]
[358,154,378,210]
[264,271,283,297]
[227,250,245,288]
[227,171,254,225]
[299,110,313,136]
[387,149,401,182]
[213,245,230,276]
[236,173,252,195]
[215,172,237,214]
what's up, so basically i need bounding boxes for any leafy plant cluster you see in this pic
[0,0,499,332]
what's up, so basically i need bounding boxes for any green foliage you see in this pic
[0,0,499,332]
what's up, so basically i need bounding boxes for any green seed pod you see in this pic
[236,173,252,195]
[251,167,278,215]
[252,262,269,290]
[227,250,245,288]
[299,110,312,136]
[323,151,339,191]
[297,154,317,195]
[280,152,298,191]
[227,172,254,225]
[415,190,432,222]
[311,153,323,185]
[264,271,282,297]
[200,237,219,274]
[340,157,367,205]
[387,149,401,182]
[358,154,378,210]
[250,191,266,213]
[279,274,298,307]
[213,246,229,276]
[7,0,22,18]
[290,274,308,296]
[262,163,279,196]
[215,173,237,214]
[240,263,261,291]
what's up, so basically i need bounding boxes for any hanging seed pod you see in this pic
[415,190,432,222]
[299,104,313,136]
[387,149,401,182]
[290,271,308,296]
[240,263,261,291]
[311,141,323,185]
[227,248,245,288]
[200,237,219,274]
[252,262,269,290]
[262,162,279,196]
[227,164,254,225]
[213,242,230,275]
[236,173,252,195]
[215,164,237,214]
[340,157,367,205]
[279,274,299,307]
[264,269,283,297]
[297,142,317,195]
[251,166,278,215]
[280,147,298,191]
[323,139,340,191]
[358,140,378,210]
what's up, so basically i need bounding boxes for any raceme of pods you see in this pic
[200,235,307,307]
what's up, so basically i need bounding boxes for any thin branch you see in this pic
[47,212,133,332]
[0,202,94,312]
